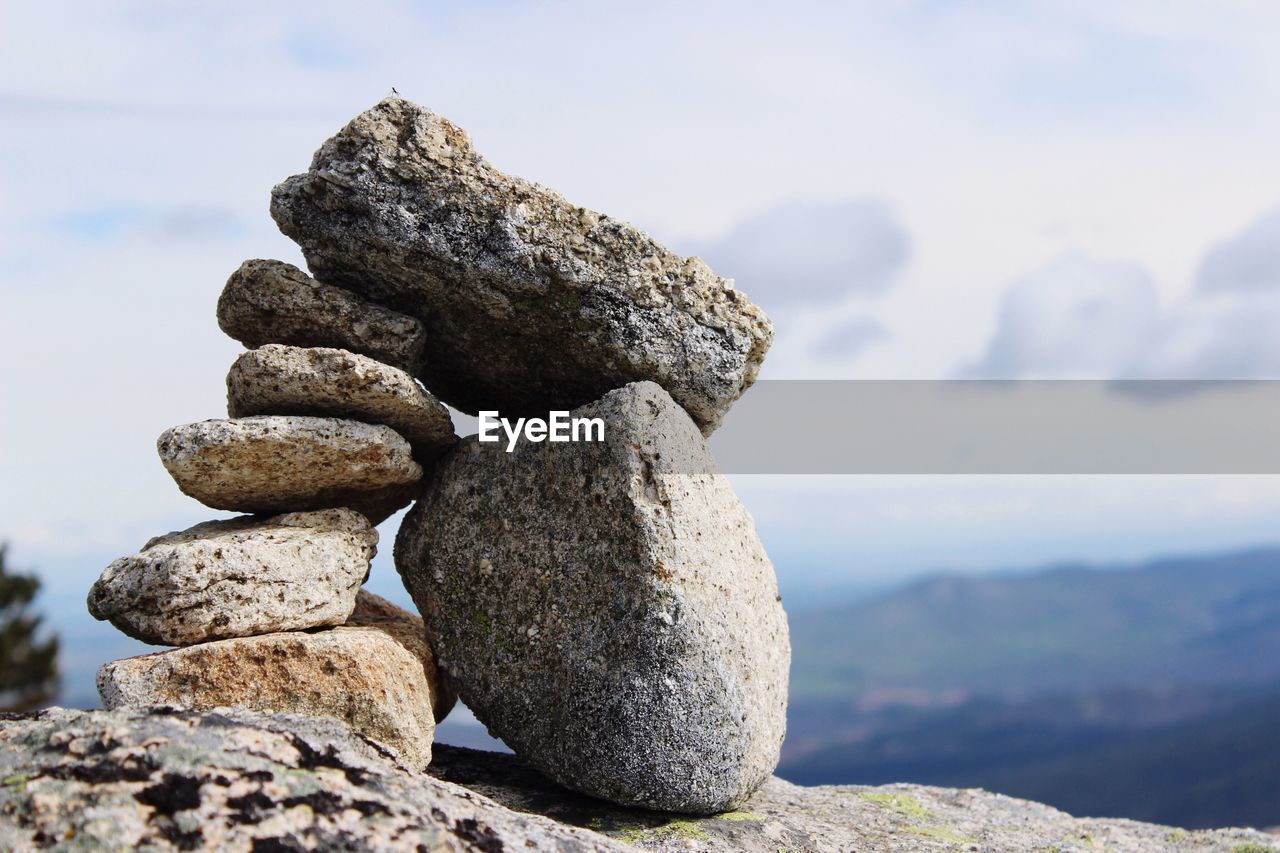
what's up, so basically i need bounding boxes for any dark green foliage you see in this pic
[0,544,58,711]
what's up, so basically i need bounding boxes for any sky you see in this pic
[5,2,1280,704]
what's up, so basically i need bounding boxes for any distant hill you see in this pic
[783,546,1280,829]
[790,547,1280,702]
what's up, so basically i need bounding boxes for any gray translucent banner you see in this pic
[706,381,1280,474]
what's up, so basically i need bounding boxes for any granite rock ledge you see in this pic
[1,708,1275,853]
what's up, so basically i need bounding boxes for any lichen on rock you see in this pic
[2,708,1273,852]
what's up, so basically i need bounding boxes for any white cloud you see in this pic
[964,254,1159,378]
[964,209,1280,380]
[688,199,910,313]
[1195,207,1280,293]
[811,317,887,361]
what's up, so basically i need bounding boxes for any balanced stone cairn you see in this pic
[88,97,788,813]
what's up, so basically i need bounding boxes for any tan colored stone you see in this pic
[226,345,455,458]
[156,416,422,523]
[349,589,456,723]
[97,623,443,768]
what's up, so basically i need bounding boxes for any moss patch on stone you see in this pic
[856,791,930,819]
[2,774,29,791]
[614,817,711,843]
[909,825,979,845]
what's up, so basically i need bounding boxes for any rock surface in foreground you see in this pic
[271,96,772,434]
[0,708,625,852]
[396,381,790,813]
[428,743,1280,852]
[227,344,455,457]
[1,708,1274,853]
[97,619,448,768]
[87,509,374,646]
[218,258,428,374]
[157,415,422,523]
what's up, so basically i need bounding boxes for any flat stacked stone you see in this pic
[157,416,422,523]
[226,344,455,459]
[88,509,374,646]
[218,259,428,374]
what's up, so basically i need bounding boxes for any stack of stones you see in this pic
[88,261,459,767]
[89,97,790,814]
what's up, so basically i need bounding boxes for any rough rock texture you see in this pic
[87,509,375,646]
[227,344,455,458]
[157,415,422,523]
[0,708,627,852]
[2,710,1274,853]
[217,258,428,374]
[349,589,458,723]
[98,622,447,768]
[271,96,772,434]
[396,381,790,813]
[430,744,1280,852]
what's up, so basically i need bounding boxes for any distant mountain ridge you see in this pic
[790,546,1280,702]
[783,545,1280,829]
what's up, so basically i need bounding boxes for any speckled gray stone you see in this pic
[226,344,455,458]
[156,416,422,523]
[0,708,628,851]
[217,258,428,374]
[395,381,790,813]
[270,97,772,434]
[87,509,374,646]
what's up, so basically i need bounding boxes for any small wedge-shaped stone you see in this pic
[218,259,428,374]
[87,509,374,646]
[227,344,455,458]
[98,618,448,768]
[157,416,422,523]
[395,381,790,813]
[349,589,457,723]
[271,97,773,434]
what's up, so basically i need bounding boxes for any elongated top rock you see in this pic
[270,97,772,434]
